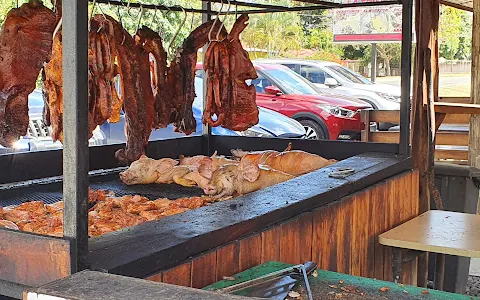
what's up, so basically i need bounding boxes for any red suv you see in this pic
[196,62,372,140]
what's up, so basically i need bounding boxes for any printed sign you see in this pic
[333,3,403,43]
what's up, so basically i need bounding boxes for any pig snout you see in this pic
[119,171,135,185]
[203,184,218,195]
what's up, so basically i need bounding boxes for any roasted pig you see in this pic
[0,0,56,147]
[203,160,293,198]
[119,155,178,185]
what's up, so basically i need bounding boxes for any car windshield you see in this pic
[263,68,318,95]
[326,65,372,85]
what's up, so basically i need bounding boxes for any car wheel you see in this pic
[299,119,327,140]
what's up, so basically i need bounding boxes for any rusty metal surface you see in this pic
[0,229,71,287]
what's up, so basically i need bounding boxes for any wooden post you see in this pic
[469,0,480,201]
[411,0,439,287]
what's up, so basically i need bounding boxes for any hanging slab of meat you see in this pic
[167,20,227,135]
[203,160,293,198]
[135,26,169,129]
[44,15,119,142]
[0,0,56,147]
[43,31,63,141]
[107,16,155,164]
[202,14,259,131]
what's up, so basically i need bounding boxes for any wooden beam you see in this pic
[438,96,471,103]
[436,149,469,161]
[368,131,468,146]
[411,0,440,286]
[469,0,480,169]
[434,102,480,114]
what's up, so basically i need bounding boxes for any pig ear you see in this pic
[139,155,148,160]
[241,161,260,182]
[198,157,214,179]
[211,151,218,158]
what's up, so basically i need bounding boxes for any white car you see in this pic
[259,59,402,111]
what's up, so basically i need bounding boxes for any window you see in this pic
[326,65,372,85]
[282,64,297,72]
[299,65,330,84]
[250,73,274,93]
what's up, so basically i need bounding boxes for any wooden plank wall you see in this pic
[146,170,419,288]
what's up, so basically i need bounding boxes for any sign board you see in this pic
[333,2,403,43]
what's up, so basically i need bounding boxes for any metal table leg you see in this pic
[392,248,404,283]
[434,253,445,291]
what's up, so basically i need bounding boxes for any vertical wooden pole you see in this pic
[411,0,439,287]
[62,0,89,272]
[469,0,480,198]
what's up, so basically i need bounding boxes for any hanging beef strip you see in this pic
[166,20,227,135]
[202,15,259,132]
[135,26,169,129]
[107,16,155,164]
[0,0,56,147]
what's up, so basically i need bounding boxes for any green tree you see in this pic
[361,43,401,76]
[439,5,472,60]
[241,12,304,57]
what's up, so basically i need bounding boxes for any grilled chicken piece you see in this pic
[203,160,293,198]
[174,196,210,209]
[119,155,178,185]
[135,26,169,128]
[0,220,19,230]
[0,0,56,147]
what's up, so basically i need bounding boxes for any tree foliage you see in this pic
[439,5,472,60]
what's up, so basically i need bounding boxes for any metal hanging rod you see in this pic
[90,0,215,14]
[90,0,402,15]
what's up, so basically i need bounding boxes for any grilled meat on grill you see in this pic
[167,20,227,134]
[0,0,56,147]
[203,14,259,131]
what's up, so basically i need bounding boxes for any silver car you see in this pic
[259,59,401,111]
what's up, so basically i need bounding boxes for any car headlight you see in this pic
[317,104,357,118]
[375,92,401,103]
[236,127,274,138]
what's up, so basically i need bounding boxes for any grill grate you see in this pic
[0,172,203,208]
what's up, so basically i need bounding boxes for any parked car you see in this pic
[196,62,372,140]
[259,59,402,110]
[0,78,305,154]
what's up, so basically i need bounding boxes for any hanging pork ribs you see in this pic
[108,16,155,164]
[135,26,169,129]
[203,14,259,132]
[44,15,121,142]
[167,20,227,135]
[0,0,56,147]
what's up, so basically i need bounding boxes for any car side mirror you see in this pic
[265,86,282,96]
[324,78,339,88]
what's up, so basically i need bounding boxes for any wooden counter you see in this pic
[86,153,419,287]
